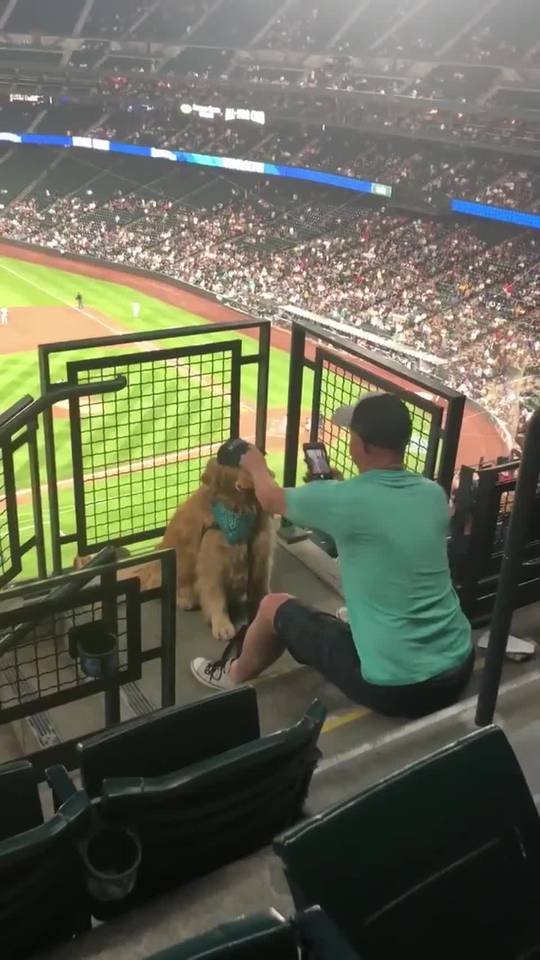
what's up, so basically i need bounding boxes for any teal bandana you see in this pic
[211,501,257,546]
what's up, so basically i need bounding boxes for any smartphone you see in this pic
[303,442,333,480]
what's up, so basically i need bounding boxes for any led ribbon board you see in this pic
[1,131,539,229]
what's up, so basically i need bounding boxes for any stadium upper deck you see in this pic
[1,0,537,64]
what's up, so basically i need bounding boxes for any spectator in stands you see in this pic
[191,393,474,718]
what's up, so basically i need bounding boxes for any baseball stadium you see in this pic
[0,0,539,956]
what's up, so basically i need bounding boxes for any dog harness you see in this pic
[209,501,258,546]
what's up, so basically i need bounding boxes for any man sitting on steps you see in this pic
[191,392,473,718]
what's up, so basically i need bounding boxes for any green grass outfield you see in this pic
[0,255,312,574]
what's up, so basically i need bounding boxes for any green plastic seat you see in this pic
[275,726,540,959]
[147,907,361,959]
[148,909,298,960]
[78,687,261,797]
[0,760,91,959]
[77,691,325,918]
[0,760,42,842]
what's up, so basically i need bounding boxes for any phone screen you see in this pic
[305,445,332,478]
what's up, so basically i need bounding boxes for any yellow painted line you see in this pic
[322,706,371,734]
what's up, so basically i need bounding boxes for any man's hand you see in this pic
[240,445,268,475]
[304,467,344,483]
[240,445,286,516]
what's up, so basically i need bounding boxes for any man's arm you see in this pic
[240,446,286,515]
[241,446,347,538]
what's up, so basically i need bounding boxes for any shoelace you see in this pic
[204,626,248,682]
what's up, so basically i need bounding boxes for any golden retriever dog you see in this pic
[75,458,275,641]
[155,456,274,641]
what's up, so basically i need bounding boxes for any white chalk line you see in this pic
[0,260,124,335]
[14,433,260,504]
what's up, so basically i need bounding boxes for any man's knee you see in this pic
[258,592,293,629]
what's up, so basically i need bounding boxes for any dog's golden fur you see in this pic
[154,457,274,640]
[75,458,274,641]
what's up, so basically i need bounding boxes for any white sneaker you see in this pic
[191,656,236,690]
[477,632,535,662]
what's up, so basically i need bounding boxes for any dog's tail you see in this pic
[74,550,163,591]
[118,560,162,590]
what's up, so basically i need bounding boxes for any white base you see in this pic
[477,631,536,660]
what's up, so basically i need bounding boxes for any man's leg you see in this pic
[229,593,292,683]
[190,593,292,690]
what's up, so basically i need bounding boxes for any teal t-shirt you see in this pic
[285,471,471,686]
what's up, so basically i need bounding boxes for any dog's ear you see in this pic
[202,458,220,491]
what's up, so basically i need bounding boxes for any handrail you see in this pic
[0,546,118,659]
[0,377,126,443]
[476,407,540,725]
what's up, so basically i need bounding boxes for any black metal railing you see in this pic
[452,459,540,624]
[476,408,540,726]
[0,380,125,587]
[282,319,465,496]
[38,319,270,572]
[0,548,177,777]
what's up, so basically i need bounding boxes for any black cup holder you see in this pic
[68,621,119,679]
[80,826,141,902]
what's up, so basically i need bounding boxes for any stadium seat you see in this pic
[76,691,325,917]
[275,726,540,959]
[78,687,261,797]
[0,760,91,959]
[147,907,361,959]
[0,760,42,842]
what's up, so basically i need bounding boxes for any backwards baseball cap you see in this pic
[216,438,251,468]
[332,392,412,451]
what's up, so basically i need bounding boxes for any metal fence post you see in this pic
[160,549,177,708]
[101,566,121,727]
[26,417,47,580]
[255,321,270,452]
[282,323,306,489]
[438,395,465,495]
[38,352,63,574]
[475,409,540,726]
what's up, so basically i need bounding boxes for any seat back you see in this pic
[79,686,260,796]
[275,726,540,958]
[148,910,298,959]
[94,701,325,916]
[0,788,91,958]
[147,907,362,959]
[0,760,43,842]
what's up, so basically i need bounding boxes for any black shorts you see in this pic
[274,599,474,719]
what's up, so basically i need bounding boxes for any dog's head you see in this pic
[202,456,275,510]
[202,457,257,508]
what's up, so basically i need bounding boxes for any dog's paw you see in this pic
[211,616,237,642]
[178,591,198,610]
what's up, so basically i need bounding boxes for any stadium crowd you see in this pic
[88,109,540,212]
[2,189,537,446]
[95,69,540,152]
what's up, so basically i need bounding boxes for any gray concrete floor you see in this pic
[23,543,540,959]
